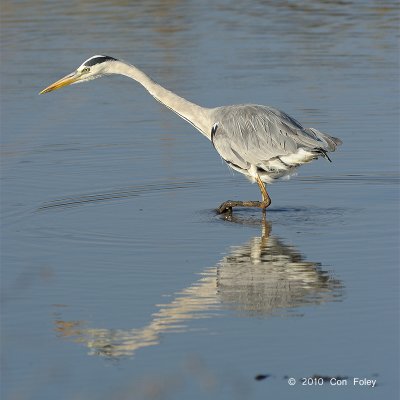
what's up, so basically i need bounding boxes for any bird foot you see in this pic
[216,200,270,214]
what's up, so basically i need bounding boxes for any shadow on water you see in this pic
[52,217,343,359]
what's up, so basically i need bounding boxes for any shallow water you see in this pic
[1,1,399,399]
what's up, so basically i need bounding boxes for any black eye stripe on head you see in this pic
[83,56,118,67]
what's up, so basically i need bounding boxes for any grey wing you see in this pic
[211,122,251,171]
[211,105,341,169]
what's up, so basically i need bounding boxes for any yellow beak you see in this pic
[39,71,80,94]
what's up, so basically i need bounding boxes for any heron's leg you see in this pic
[216,176,272,214]
[256,175,271,209]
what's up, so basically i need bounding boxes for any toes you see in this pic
[217,201,233,214]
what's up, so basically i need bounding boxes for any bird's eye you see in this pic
[81,67,90,73]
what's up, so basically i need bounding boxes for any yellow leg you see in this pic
[216,175,272,214]
[256,175,271,209]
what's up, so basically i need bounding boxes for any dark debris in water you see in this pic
[254,374,270,381]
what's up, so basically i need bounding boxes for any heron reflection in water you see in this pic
[54,219,343,358]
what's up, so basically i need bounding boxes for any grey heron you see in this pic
[40,55,342,213]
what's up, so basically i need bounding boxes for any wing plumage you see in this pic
[210,105,341,182]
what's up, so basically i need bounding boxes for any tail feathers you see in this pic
[307,128,342,152]
[318,148,332,162]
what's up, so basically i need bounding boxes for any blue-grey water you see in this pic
[1,1,399,399]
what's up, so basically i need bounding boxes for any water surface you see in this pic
[1,1,399,399]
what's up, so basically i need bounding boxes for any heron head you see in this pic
[39,55,119,94]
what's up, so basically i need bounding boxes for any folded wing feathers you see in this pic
[212,105,341,170]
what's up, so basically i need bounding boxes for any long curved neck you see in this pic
[110,61,212,139]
